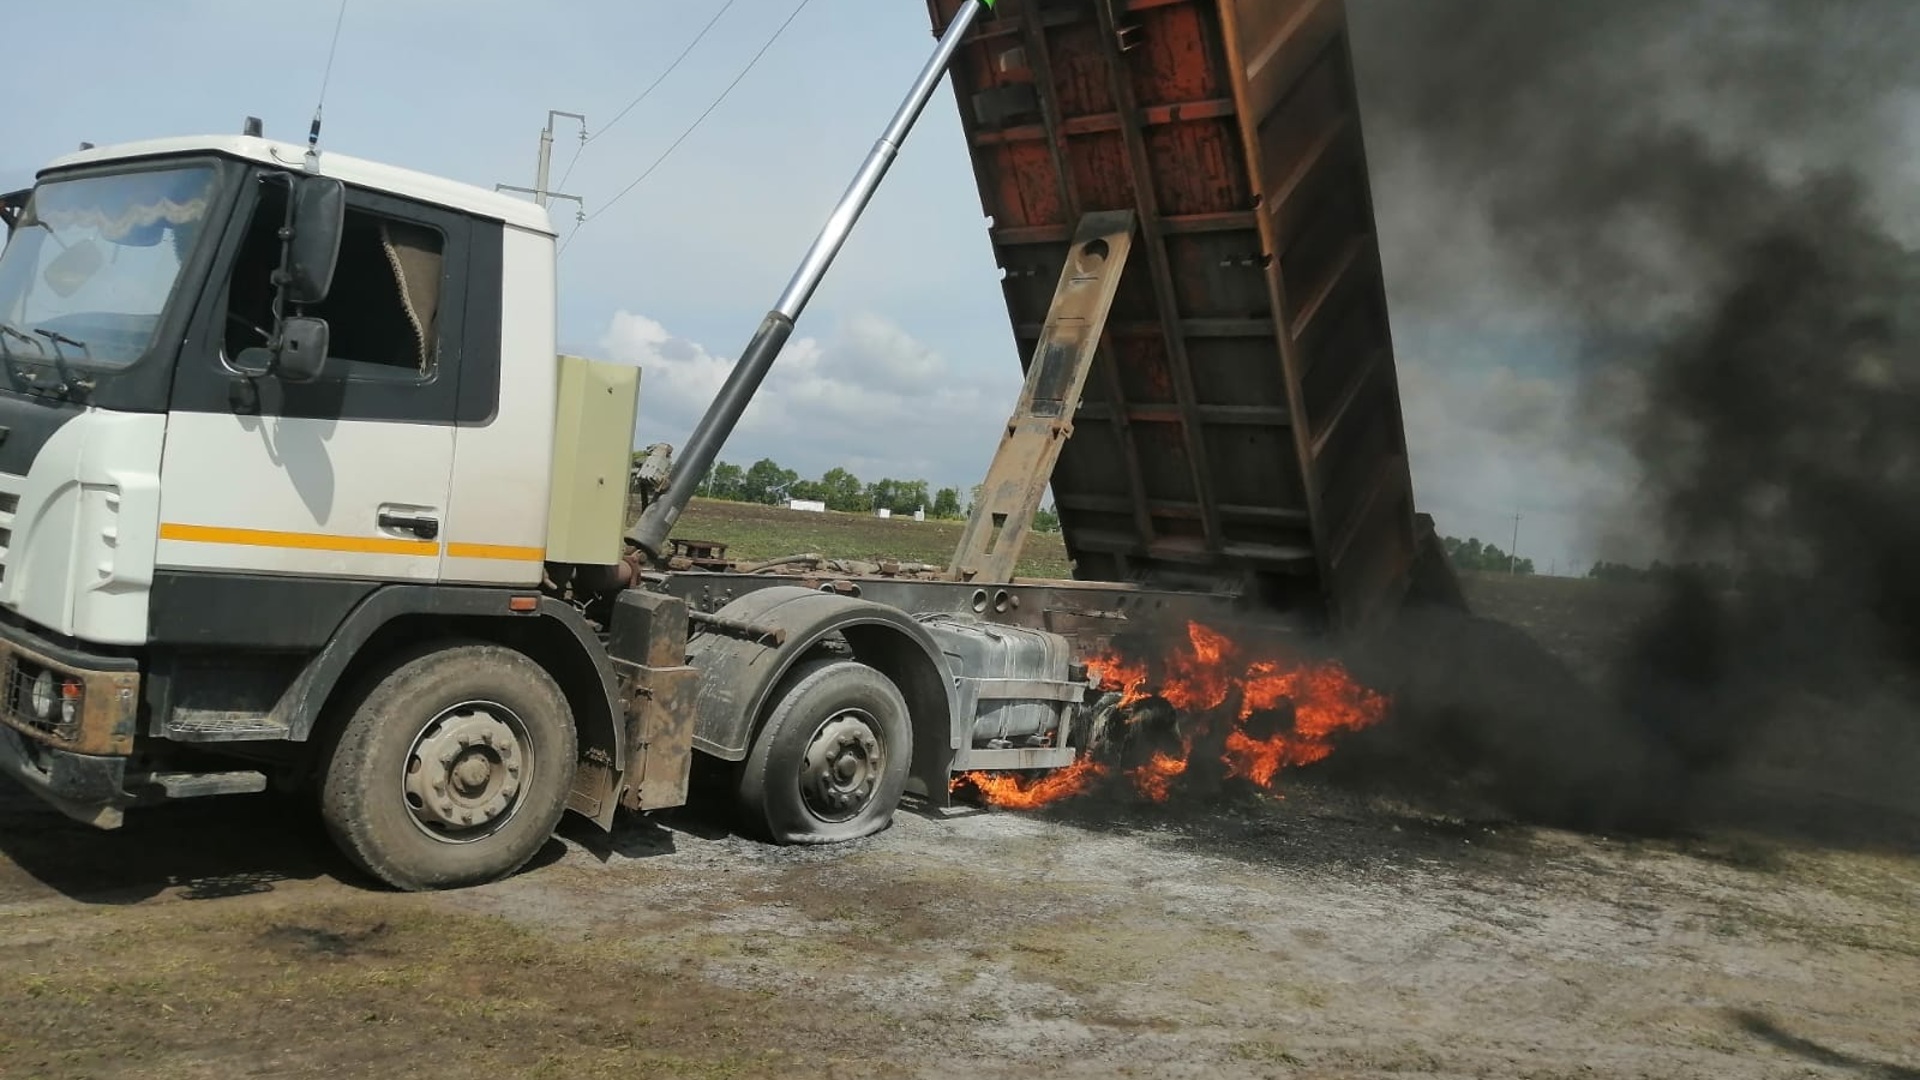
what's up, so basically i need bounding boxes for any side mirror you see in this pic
[274,316,329,382]
[235,315,329,382]
[0,189,28,236]
[285,176,344,305]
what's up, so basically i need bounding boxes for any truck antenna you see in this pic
[626,0,999,558]
[306,0,350,173]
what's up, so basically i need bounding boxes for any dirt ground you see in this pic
[0,576,1914,1080]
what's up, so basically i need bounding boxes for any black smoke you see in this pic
[1335,0,1920,841]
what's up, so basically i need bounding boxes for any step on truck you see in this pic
[0,0,1456,890]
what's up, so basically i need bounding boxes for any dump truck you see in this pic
[0,0,1453,890]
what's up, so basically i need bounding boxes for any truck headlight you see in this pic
[28,670,53,720]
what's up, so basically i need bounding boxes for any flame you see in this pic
[958,756,1104,809]
[954,620,1389,810]
[1085,652,1149,701]
[1128,751,1188,801]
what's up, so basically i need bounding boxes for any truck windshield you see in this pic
[0,164,217,370]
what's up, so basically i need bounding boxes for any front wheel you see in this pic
[736,658,912,844]
[317,642,578,891]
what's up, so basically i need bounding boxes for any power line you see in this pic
[561,0,814,256]
[557,0,738,191]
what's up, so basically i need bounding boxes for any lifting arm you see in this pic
[626,0,998,559]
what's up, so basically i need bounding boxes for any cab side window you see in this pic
[222,178,447,378]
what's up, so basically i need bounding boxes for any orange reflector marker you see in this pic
[508,595,539,613]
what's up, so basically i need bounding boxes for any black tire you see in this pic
[736,658,912,844]
[317,641,578,891]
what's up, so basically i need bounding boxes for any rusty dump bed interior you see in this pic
[926,0,1418,632]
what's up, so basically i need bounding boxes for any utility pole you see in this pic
[498,109,587,219]
[1509,512,1522,575]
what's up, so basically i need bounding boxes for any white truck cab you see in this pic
[1,134,563,620]
[0,133,654,885]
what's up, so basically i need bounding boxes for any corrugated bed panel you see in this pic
[925,0,1419,632]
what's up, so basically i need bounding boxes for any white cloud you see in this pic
[1395,351,1650,574]
[598,309,1019,492]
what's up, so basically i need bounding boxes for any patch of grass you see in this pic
[1232,1039,1306,1066]
[1701,897,1920,959]
[671,497,1074,579]
[0,897,897,1079]
[1673,833,1786,873]
[998,914,1273,1006]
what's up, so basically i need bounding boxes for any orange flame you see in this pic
[954,620,1389,809]
[1129,751,1188,801]
[1085,652,1149,702]
[958,756,1104,809]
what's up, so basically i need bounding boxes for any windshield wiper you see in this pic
[0,320,44,395]
[33,328,94,395]
[0,321,86,400]
[0,321,36,355]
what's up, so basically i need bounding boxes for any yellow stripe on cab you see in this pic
[160,524,544,562]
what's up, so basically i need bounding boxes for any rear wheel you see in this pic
[318,642,577,891]
[736,658,911,844]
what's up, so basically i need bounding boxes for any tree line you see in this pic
[648,453,1060,531]
[1442,535,1536,575]
[630,459,1738,580]
[1447,538,1741,585]
[1586,559,1739,587]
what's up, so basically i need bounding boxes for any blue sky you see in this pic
[1,0,1616,572]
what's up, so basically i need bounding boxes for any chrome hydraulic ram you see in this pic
[627,0,996,558]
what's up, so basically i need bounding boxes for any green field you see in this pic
[669,497,1074,578]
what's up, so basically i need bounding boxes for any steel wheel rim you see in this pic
[797,708,885,823]
[401,700,533,844]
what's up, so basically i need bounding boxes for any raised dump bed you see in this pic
[924,0,1421,633]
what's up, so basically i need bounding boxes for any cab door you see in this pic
[157,171,474,585]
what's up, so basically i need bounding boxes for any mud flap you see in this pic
[606,590,700,813]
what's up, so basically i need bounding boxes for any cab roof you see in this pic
[40,135,556,236]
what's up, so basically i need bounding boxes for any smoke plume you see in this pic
[1337,0,1920,839]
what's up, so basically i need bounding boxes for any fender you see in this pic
[266,584,626,829]
[685,586,962,806]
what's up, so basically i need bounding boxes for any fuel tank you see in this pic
[917,612,1081,745]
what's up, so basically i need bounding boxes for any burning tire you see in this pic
[316,642,577,891]
[736,658,911,844]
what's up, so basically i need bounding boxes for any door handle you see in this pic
[377,512,440,541]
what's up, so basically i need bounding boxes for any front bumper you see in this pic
[0,726,130,828]
[0,617,142,828]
